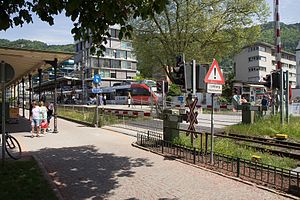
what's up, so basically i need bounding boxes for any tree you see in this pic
[131,0,269,81]
[0,0,169,53]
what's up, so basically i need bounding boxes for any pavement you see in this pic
[4,116,294,200]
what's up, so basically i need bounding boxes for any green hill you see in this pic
[0,39,75,52]
[259,22,300,53]
[0,22,299,54]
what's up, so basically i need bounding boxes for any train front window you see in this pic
[131,88,150,96]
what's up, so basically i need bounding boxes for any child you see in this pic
[46,102,54,132]
[39,101,47,134]
[31,102,41,137]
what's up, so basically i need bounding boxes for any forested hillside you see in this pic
[0,39,75,52]
[259,22,300,53]
[0,22,299,54]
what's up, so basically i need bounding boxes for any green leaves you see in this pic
[0,0,169,55]
[132,0,269,80]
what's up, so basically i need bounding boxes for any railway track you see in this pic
[216,132,300,151]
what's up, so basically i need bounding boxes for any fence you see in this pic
[136,131,300,197]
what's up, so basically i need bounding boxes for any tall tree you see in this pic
[0,0,168,53]
[132,0,269,80]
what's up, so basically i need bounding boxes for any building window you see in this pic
[258,46,266,52]
[111,60,121,69]
[100,70,110,78]
[121,41,132,49]
[111,72,116,78]
[248,56,266,62]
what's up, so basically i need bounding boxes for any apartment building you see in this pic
[74,25,137,88]
[234,42,297,88]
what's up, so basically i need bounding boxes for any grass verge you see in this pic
[225,115,300,141]
[0,158,57,200]
[173,133,299,169]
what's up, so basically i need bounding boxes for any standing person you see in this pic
[31,102,41,137]
[46,102,54,132]
[39,101,47,134]
[261,95,269,115]
[103,94,107,105]
[29,99,36,121]
[128,92,132,107]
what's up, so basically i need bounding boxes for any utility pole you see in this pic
[192,60,196,97]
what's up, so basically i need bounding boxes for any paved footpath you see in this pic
[11,117,292,200]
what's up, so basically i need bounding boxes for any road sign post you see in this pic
[204,59,225,164]
[93,74,102,128]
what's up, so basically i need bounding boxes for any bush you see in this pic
[167,83,182,96]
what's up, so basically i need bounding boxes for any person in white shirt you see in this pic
[31,102,41,137]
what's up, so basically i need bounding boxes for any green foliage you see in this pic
[0,0,169,55]
[132,0,269,80]
[0,39,74,52]
[221,71,235,103]
[167,83,182,96]
[259,22,300,53]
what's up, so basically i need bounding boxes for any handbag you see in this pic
[41,120,48,129]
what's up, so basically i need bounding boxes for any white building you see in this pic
[292,40,300,99]
[74,25,138,88]
[296,40,300,88]
[234,42,297,88]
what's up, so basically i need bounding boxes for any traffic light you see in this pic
[164,82,169,93]
[173,55,185,86]
[263,74,271,88]
[272,71,280,89]
[156,81,168,93]
[156,80,163,92]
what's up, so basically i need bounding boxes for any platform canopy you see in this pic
[0,46,74,88]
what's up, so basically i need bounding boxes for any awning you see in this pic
[0,46,74,88]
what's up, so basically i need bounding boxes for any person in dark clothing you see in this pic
[261,96,269,115]
[46,102,54,132]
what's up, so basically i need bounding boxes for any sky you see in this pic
[0,0,299,45]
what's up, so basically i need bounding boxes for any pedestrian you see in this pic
[240,96,248,104]
[128,92,132,107]
[103,94,107,105]
[31,102,41,137]
[261,95,269,115]
[39,101,47,134]
[46,102,54,132]
[29,99,36,121]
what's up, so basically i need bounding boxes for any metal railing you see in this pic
[136,131,300,197]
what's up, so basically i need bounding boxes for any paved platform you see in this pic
[7,117,292,200]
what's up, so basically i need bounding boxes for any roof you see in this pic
[243,41,296,56]
[0,46,74,88]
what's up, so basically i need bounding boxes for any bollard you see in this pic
[193,147,196,164]
[205,132,208,154]
[237,158,240,177]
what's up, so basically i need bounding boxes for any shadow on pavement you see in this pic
[35,145,153,199]
[5,117,31,133]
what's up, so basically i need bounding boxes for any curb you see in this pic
[131,142,299,200]
[32,155,64,200]
[58,116,94,127]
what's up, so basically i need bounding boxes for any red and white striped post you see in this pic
[274,0,284,125]
[274,0,281,70]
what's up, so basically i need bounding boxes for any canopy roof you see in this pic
[0,46,74,87]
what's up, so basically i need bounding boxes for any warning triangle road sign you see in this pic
[204,59,225,84]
